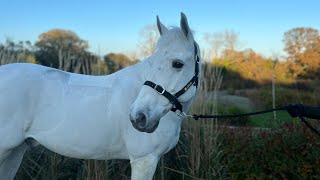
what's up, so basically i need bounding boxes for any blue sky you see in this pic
[0,0,319,58]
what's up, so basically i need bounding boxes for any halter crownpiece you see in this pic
[143,42,200,115]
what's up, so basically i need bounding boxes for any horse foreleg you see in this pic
[130,154,159,180]
[0,142,28,180]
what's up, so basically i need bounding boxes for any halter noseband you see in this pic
[143,42,200,115]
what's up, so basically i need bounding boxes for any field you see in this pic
[13,64,320,180]
[2,6,320,179]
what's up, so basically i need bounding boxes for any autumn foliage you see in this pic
[284,27,320,78]
[206,27,320,90]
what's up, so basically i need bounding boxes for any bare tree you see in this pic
[203,30,243,61]
[223,30,241,51]
[203,32,224,59]
[0,47,23,65]
[0,40,35,65]
[138,25,159,58]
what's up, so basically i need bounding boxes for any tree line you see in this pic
[201,27,320,90]
[0,29,137,75]
[1,26,319,88]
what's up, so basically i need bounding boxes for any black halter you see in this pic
[143,42,200,114]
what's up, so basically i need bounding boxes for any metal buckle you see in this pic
[154,84,165,95]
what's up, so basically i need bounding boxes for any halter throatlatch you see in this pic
[143,42,200,115]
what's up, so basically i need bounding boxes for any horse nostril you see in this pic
[136,113,147,127]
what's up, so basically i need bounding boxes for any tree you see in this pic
[138,25,159,58]
[203,32,224,59]
[35,29,96,74]
[36,29,88,52]
[57,50,98,74]
[0,39,36,65]
[103,53,136,73]
[224,30,241,51]
[284,28,319,60]
[204,30,243,62]
[283,27,320,78]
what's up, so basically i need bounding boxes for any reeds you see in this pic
[180,63,227,179]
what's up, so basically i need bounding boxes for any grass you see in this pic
[214,103,296,128]
[248,111,296,128]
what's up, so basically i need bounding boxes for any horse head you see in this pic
[130,13,201,133]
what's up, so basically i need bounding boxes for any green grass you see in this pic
[248,111,297,128]
[216,104,298,128]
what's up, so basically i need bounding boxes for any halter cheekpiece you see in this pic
[143,42,200,115]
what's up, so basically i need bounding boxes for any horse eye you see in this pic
[172,61,184,69]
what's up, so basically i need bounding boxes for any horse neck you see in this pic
[110,59,148,90]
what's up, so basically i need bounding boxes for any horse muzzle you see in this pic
[129,111,160,133]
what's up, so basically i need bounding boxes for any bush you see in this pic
[221,123,320,179]
[250,87,320,108]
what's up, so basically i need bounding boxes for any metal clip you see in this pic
[177,112,194,118]
[178,111,186,118]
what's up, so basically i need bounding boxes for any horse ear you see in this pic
[180,12,194,40]
[157,16,168,36]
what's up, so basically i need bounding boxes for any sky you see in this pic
[0,0,319,59]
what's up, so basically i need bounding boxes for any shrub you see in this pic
[250,87,320,108]
[221,123,320,179]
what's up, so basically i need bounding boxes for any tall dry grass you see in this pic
[179,63,227,179]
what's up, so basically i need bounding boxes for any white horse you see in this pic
[0,13,201,180]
